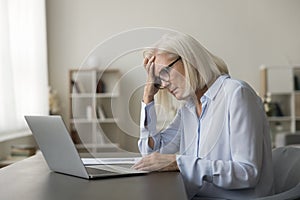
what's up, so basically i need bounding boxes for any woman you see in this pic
[133,33,274,199]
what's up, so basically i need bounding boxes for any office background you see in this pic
[1,0,300,159]
[47,0,300,126]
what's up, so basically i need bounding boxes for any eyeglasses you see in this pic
[154,57,181,89]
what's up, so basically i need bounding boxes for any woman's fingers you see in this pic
[132,152,177,172]
[144,56,155,72]
[132,155,151,171]
[144,56,158,89]
[142,55,159,101]
[143,57,149,67]
[148,62,155,78]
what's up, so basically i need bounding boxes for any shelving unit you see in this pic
[69,68,121,153]
[260,65,300,146]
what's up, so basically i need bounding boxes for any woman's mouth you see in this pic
[170,88,177,94]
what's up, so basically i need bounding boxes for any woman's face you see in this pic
[154,54,187,100]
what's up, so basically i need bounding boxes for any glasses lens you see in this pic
[154,76,163,89]
[159,68,170,82]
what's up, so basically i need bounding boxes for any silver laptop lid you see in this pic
[25,115,89,179]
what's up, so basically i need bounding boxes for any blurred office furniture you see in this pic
[256,147,300,200]
[275,132,300,147]
[260,65,300,146]
[69,69,121,153]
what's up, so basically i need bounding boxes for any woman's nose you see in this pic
[161,80,170,88]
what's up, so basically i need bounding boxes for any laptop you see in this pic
[24,115,147,179]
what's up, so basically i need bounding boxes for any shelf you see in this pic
[269,92,292,96]
[0,156,29,168]
[71,93,119,98]
[70,118,118,123]
[261,66,300,147]
[98,118,118,123]
[69,69,121,151]
[268,116,292,122]
[75,143,120,152]
[76,143,119,149]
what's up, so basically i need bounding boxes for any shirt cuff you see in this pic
[176,155,213,183]
[140,101,157,136]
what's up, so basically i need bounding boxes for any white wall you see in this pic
[46,0,300,150]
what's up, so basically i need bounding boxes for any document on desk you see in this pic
[81,157,142,165]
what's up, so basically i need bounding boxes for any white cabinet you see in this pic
[69,69,121,152]
[260,65,300,146]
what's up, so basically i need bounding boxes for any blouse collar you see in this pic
[184,74,230,109]
[204,74,230,101]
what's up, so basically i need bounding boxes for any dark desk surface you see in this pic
[0,152,188,200]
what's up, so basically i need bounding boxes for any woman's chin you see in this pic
[173,91,190,100]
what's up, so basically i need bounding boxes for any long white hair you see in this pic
[143,33,229,116]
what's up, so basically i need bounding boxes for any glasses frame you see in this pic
[154,57,181,89]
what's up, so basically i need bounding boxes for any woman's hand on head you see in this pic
[132,152,179,172]
[143,56,159,104]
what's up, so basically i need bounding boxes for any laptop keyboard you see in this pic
[87,164,144,174]
[86,167,118,175]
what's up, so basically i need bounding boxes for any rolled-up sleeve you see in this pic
[176,155,213,198]
[138,101,182,155]
[138,101,160,155]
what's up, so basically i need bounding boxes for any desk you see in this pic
[0,153,188,200]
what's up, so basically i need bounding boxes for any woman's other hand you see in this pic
[133,152,179,172]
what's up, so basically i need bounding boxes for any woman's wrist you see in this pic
[161,154,179,172]
[143,82,158,104]
[170,155,179,171]
[143,94,154,104]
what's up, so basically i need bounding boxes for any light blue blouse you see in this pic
[138,75,274,199]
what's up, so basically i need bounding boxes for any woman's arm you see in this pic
[138,101,182,155]
[177,85,266,190]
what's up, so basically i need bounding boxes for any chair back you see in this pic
[272,147,300,193]
[254,147,300,200]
